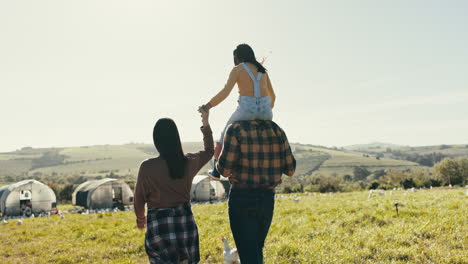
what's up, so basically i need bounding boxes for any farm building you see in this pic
[191,175,226,201]
[0,179,57,217]
[72,178,134,210]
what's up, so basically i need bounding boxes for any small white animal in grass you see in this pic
[2,219,8,225]
[222,236,240,264]
[17,219,23,225]
[293,198,300,203]
[60,214,65,219]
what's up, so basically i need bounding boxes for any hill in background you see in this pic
[0,143,202,184]
[343,143,468,167]
[0,142,442,186]
[294,144,419,177]
[343,142,407,151]
[343,142,468,157]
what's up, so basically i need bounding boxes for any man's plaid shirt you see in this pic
[216,120,296,188]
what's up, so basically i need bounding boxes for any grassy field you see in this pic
[1,189,467,263]
[295,145,421,177]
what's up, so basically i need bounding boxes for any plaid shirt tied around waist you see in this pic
[145,203,199,264]
[217,120,296,188]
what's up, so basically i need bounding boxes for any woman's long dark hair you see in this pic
[153,118,187,179]
[233,44,267,73]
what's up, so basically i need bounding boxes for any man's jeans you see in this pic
[228,188,275,264]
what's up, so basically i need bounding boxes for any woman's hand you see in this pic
[199,107,209,127]
[137,221,146,230]
[197,105,205,113]
[198,103,212,114]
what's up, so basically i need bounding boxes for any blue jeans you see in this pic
[219,96,273,143]
[228,188,275,264]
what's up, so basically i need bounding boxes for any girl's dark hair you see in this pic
[233,44,267,73]
[153,118,187,180]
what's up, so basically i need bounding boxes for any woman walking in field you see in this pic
[134,109,213,264]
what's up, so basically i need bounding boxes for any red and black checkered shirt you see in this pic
[216,120,296,189]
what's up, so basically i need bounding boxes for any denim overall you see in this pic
[219,63,273,142]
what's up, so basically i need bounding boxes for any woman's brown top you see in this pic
[134,125,214,228]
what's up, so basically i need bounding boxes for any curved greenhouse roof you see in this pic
[72,178,134,209]
[74,178,117,193]
[0,179,57,216]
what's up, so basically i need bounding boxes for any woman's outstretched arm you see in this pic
[194,108,214,171]
[203,67,238,110]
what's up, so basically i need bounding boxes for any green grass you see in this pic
[1,189,466,263]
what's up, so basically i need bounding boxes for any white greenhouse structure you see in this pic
[0,179,57,217]
[72,178,134,210]
[191,175,226,202]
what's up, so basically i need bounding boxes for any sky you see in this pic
[1,0,467,152]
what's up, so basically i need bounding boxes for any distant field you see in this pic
[0,159,32,176]
[406,145,468,157]
[1,189,466,263]
[346,143,468,158]
[294,145,421,177]
[292,147,330,176]
[0,143,434,185]
[0,143,214,182]
[29,145,151,177]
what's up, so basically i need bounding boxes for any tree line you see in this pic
[279,157,468,193]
